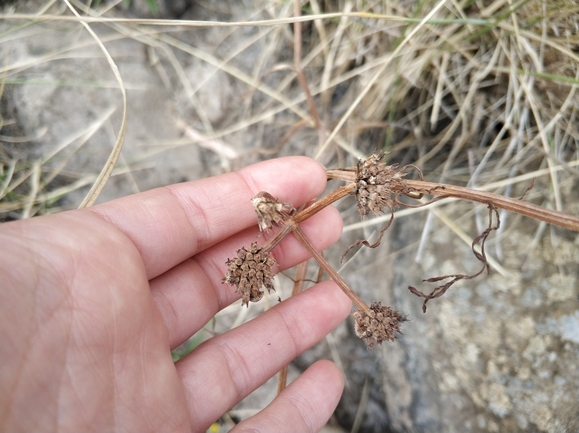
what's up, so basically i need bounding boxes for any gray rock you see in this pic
[310,199,579,433]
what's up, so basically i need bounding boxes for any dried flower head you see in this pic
[353,301,407,348]
[252,191,296,233]
[224,243,277,307]
[355,153,407,217]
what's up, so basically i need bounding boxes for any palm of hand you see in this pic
[2,212,189,431]
[0,158,351,433]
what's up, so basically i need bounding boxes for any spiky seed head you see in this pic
[353,301,407,348]
[224,243,277,307]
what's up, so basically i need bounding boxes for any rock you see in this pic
[312,197,579,432]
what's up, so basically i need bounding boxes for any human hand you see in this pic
[0,157,351,433]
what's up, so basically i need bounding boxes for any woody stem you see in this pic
[261,183,355,253]
[404,180,579,232]
[293,183,356,224]
[291,224,368,312]
[260,224,293,254]
[326,169,579,232]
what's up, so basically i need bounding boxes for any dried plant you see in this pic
[224,153,579,349]
[353,302,408,349]
[407,205,500,313]
[251,192,296,234]
[354,152,411,217]
[224,243,277,307]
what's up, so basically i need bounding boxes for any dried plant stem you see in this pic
[293,0,322,132]
[277,365,289,395]
[293,183,356,224]
[291,261,309,295]
[292,225,368,312]
[259,184,354,253]
[67,0,127,208]
[326,169,579,232]
[403,180,579,232]
[326,168,356,182]
[277,260,309,394]
[260,224,293,253]
[255,183,365,311]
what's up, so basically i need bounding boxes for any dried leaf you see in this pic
[408,205,500,312]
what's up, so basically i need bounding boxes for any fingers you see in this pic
[89,157,327,279]
[175,281,352,433]
[230,360,344,433]
[151,205,343,349]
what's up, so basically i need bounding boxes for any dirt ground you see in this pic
[2,1,579,432]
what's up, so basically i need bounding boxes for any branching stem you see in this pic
[327,169,579,231]
[291,225,369,312]
[404,179,579,231]
[293,183,356,224]
[260,184,355,253]
[228,155,579,348]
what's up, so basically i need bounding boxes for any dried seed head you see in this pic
[252,191,296,233]
[353,301,407,348]
[355,153,406,217]
[224,243,277,306]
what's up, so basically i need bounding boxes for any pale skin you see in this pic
[0,157,352,433]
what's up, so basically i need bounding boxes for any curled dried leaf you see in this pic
[353,301,407,348]
[408,204,500,312]
[224,242,277,307]
[252,191,296,233]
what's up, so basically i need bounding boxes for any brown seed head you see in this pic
[252,191,296,233]
[224,243,277,307]
[355,153,406,217]
[353,301,407,348]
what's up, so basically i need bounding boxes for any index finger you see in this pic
[89,157,328,279]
